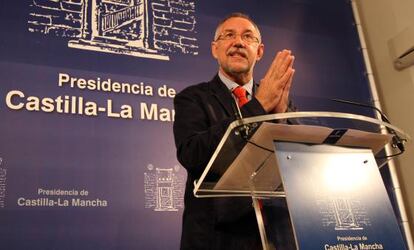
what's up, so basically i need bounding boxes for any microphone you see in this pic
[231,95,243,121]
[331,98,406,153]
[231,96,251,139]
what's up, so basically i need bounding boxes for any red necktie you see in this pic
[232,86,249,107]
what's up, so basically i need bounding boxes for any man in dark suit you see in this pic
[173,13,296,250]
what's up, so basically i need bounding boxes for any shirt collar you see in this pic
[218,71,253,96]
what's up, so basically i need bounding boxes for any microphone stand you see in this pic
[331,98,406,156]
[231,96,252,139]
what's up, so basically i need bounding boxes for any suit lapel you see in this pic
[208,75,234,117]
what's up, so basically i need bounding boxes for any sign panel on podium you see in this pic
[273,142,407,249]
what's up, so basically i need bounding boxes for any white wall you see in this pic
[355,0,414,243]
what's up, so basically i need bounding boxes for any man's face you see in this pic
[211,17,264,82]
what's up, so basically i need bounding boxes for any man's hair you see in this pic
[213,12,262,43]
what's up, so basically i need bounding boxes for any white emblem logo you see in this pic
[28,0,198,60]
[144,164,185,211]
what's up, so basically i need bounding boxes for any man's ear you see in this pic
[256,44,264,61]
[211,41,218,59]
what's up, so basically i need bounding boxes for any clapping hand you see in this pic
[255,49,295,113]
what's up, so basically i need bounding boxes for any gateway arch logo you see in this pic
[317,197,370,231]
[144,164,185,212]
[28,0,198,60]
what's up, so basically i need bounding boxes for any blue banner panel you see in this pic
[274,142,406,250]
[0,0,393,249]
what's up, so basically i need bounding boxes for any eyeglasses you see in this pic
[215,31,260,44]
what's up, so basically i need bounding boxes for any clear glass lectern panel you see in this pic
[192,121,269,197]
[193,112,409,198]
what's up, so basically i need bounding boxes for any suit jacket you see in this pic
[173,75,295,250]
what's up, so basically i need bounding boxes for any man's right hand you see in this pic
[255,49,295,113]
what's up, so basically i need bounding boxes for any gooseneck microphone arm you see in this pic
[331,98,406,154]
[231,96,251,139]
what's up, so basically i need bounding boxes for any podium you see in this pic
[193,112,410,250]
